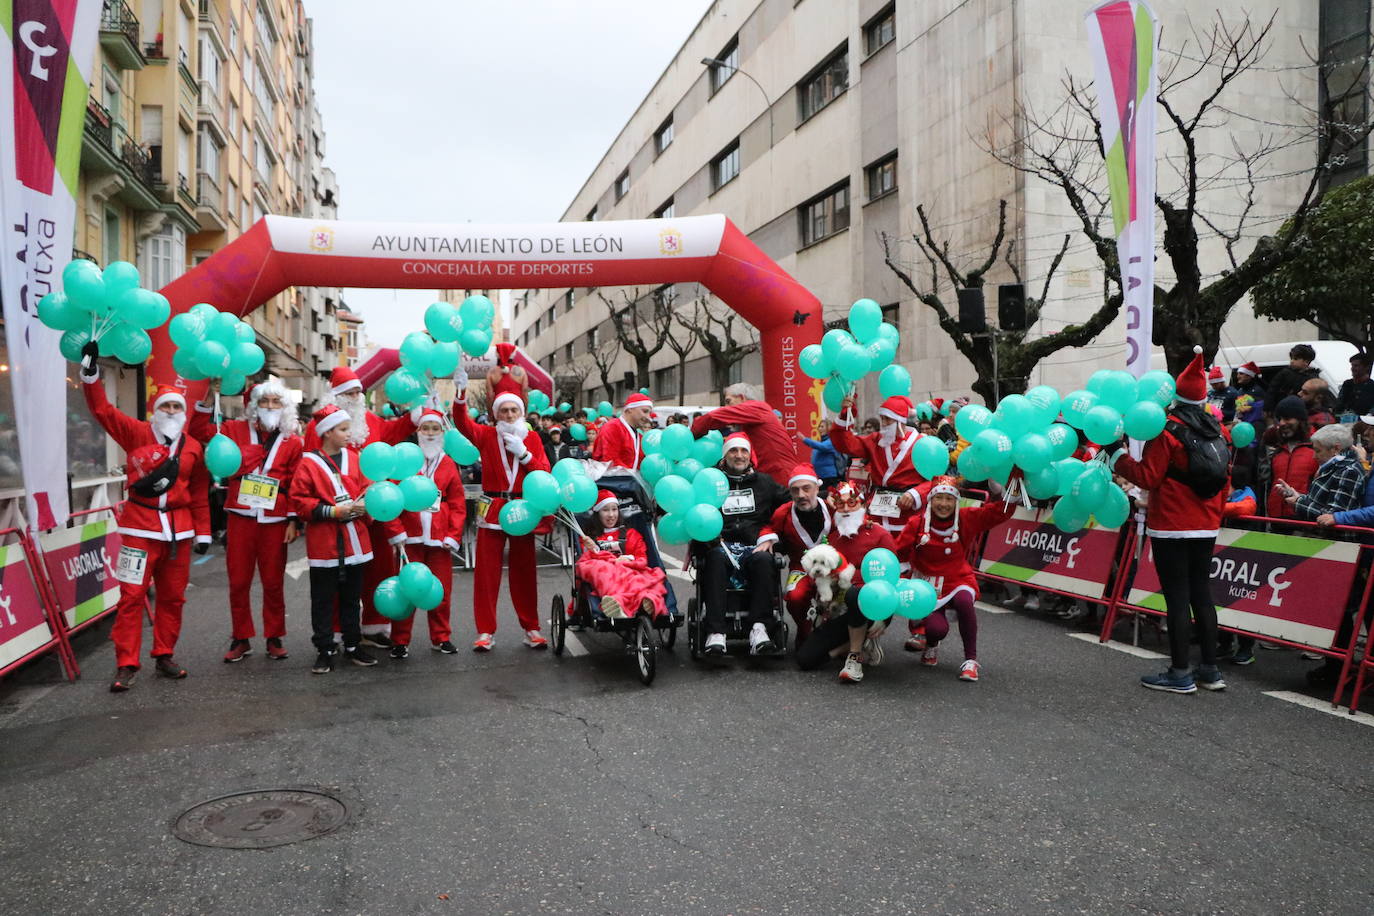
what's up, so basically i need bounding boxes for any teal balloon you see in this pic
[1123,400,1167,440]
[443,429,480,464]
[640,453,672,485]
[37,293,86,331]
[558,401,572,413]
[1231,421,1256,449]
[360,443,397,481]
[220,372,247,397]
[822,377,850,413]
[583,407,597,420]
[460,294,495,329]
[848,298,883,344]
[540,407,556,418]
[392,442,424,478]
[1053,458,1085,497]
[469,408,479,419]
[799,344,829,380]
[172,345,207,380]
[834,344,871,382]
[691,436,723,467]
[102,260,140,296]
[459,327,492,357]
[660,423,693,461]
[1046,423,1078,461]
[912,435,950,478]
[205,434,242,478]
[598,401,614,418]
[674,458,704,480]
[552,457,588,486]
[385,368,427,408]
[1083,405,1125,446]
[521,470,563,514]
[821,328,855,365]
[954,404,992,440]
[858,581,898,621]
[693,467,729,508]
[169,312,207,348]
[876,322,900,346]
[414,575,445,611]
[861,547,901,584]
[1098,371,1138,414]
[232,321,256,345]
[194,340,231,377]
[400,475,440,512]
[365,481,404,521]
[399,561,436,603]
[569,423,587,442]
[642,428,662,455]
[865,336,897,371]
[684,504,724,541]
[63,260,106,314]
[59,328,93,362]
[896,578,937,621]
[1085,370,1113,395]
[657,512,689,545]
[1137,370,1176,407]
[527,390,549,411]
[427,341,460,377]
[1052,495,1092,533]
[957,448,990,482]
[1025,465,1060,501]
[1070,463,1109,507]
[400,332,436,369]
[878,364,911,399]
[498,498,540,535]
[560,475,598,513]
[971,428,1013,465]
[1012,433,1053,473]
[1060,389,1099,429]
[207,311,240,347]
[108,324,152,364]
[1095,484,1131,529]
[373,577,413,621]
[189,302,218,320]
[425,301,462,342]
[992,394,1037,439]
[1025,385,1062,426]
[654,475,694,514]
[228,342,265,375]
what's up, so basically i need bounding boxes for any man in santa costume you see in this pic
[691,383,800,485]
[452,368,551,651]
[592,391,654,471]
[189,379,302,662]
[79,344,210,691]
[391,408,467,659]
[757,465,833,645]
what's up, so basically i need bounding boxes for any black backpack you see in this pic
[1165,418,1231,499]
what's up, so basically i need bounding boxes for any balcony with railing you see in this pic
[195,172,227,233]
[177,46,199,95]
[197,80,224,132]
[99,0,145,69]
[81,98,159,209]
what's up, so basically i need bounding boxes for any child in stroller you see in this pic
[576,489,669,620]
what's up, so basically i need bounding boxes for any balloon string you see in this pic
[213,391,221,429]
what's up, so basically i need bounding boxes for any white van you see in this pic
[650,405,712,428]
[1149,340,1356,390]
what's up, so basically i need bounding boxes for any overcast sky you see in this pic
[310,0,715,349]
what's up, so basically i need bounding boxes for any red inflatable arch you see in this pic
[153,214,822,431]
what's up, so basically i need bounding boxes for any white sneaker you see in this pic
[748,622,775,655]
[600,595,623,618]
[959,659,981,682]
[861,636,883,667]
[523,629,548,650]
[839,653,864,683]
[472,633,494,652]
[704,632,726,656]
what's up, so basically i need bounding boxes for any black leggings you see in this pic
[310,565,364,652]
[699,543,776,632]
[1151,536,1217,670]
[796,588,871,670]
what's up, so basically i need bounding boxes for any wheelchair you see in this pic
[685,542,791,661]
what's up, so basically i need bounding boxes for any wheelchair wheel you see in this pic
[687,597,701,660]
[635,614,657,685]
[550,594,567,656]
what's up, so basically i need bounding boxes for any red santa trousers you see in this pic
[225,513,288,640]
[360,519,399,633]
[109,535,191,669]
[473,527,541,634]
[574,552,668,618]
[392,544,454,645]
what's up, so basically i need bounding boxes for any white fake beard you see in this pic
[418,434,444,460]
[834,509,865,538]
[256,408,283,432]
[495,420,526,439]
[336,397,368,446]
[153,412,185,442]
[878,422,898,447]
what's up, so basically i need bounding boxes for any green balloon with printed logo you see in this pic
[169,311,208,349]
[1124,400,1168,441]
[912,435,950,479]
[460,294,494,329]
[822,377,849,413]
[373,576,413,621]
[654,475,694,514]
[400,475,439,512]
[1046,423,1078,461]
[1052,494,1092,533]
[1094,483,1131,529]
[858,581,898,621]
[673,458,703,480]
[172,345,207,380]
[1136,370,1176,407]
[58,328,93,363]
[107,324,153,365]
[658,512,689,545]
[865,336,897,372]
[522,470,562,515]
[205,434,242,478]
[561,474,598,513]
[896,578,938,621]
[1070,462,1110,508]
[639,453,671,486]
[1025,465,1060,501]
[954,404,993,440]
[360,442,397,481]
[194,340,231,377]
[799,344,829,380]
[1060,390,1099,429]
[1011,432,1053,474]
[38,292,87,331]
[861,547,901,584]
[693,467,729,508]
[552,457,587,486]
[364,480,404,522]
[1053,458,1085,497]
[425,301,461,343]
[1083,405,1125,446]
[684,504,724,542]
[391,442,424,478]
[498,498,540,535]
[691,435,723,467]
[1025,385,1062,427]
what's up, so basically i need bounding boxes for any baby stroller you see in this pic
[547,472,681,685]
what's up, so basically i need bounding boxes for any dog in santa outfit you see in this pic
[591,392,654,471]
[758,464,833,646]
[189,378,303,663]
[80,344,210,691]
[894,475,1013,682]
[575,489,668,619]
[451,367,552,651]
[390,408,468,659]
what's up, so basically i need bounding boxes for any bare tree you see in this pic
[988,12,1374,373]
[599,287,673,390]
[587,334,622,403]
[555,354,594,409]
[882,199,1079,404]
[660,288,697,403]
[676,295,759,404]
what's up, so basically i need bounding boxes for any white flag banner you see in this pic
[0,1,102,530]
[1085,0,1159,379]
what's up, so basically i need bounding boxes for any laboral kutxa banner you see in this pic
[978,506,1123,600]
[0,539,54,670]
[0,1,103,530]
[37,516,120,629]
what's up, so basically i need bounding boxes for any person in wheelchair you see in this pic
[696,432,789,657]
[576,489,668,620]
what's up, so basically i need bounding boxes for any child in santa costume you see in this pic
[189,379,303,663]
[390,409,467,659]
[895,476,1013,682]
[80,347,210,692]
[591,392,654,471]
[575,489,668,619]
[451,371,552,651]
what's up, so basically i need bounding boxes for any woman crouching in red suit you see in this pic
[575,490,668,619]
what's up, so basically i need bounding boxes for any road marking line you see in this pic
[1262,690,1374,727]
[285,558,309,580]
[1067,631,1169,659]
[562,631,588,656]
[975,600,1012,615]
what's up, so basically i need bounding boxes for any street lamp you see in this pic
[700,57,774,150]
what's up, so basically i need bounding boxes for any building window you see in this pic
[711,140,741,191]
[799,45,849,122]
[709,37,739,94]
[1320,0,1371,186]
[565,343,574,362]
[654,365,677,395]
[866,152,897,200]
[255,130,275,179]
[256,0,278,57]
[655,198,675,219]
[727,360,744,385]
[587,205,598,221]
[564,290,575,313]
[615,169,630,201]
[198,36,222,91]
[864,4,896,57]
[228,17,239,54]
[227,98,240,134]
[103,209,120,264]
[654,116,674,154]
[198,128,223,182]
[799,180,851,247]
[652,284,676,308]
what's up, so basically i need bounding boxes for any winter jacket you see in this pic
[829,521,898,587]
[188,407,301,522]
[1265,439,1318,518]
[1113,405,1232,538]
[1294,449,1366,520]
[1333,469,1374,527]
[714,463,788,545]
[691,400,800,485]
[895,499,1015,605]
[1267,365,1320,408]
[1223,486,1257,519]
[1337,378,1374,416]
[591,417,643,471]
[303,408,415,451]
[800,435,845,480]
[291,448,388,567]
[758,500,832,565]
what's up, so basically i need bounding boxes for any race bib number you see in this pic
[786,570,805,591]
[114,545,148,586]
[869,491,901,518]
[238,474,280,510]
[722,489,755,515]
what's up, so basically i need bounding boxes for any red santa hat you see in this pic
[593,489,619,512]
[495,341,518,368]
[415,407,445,427]
[1175,346,1209,404]
[879,395,912,423]
[1208,366,1225,384]
[787,464,821,487]
[330,366,363,396]
[1237,361,1259,378]
[623,391,653,411]
[128,442,171,479]
[491,391,525,414]
[919,475,962,547]
[151,385,186,412]
[722,431,752,455]
[312,403,349,436]
[930,398,945,412]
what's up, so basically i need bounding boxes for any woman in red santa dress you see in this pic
[390,409,467,659]
[574,490,668,619]
[895,476,1014,682]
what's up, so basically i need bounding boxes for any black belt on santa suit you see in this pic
[482,489,520,500]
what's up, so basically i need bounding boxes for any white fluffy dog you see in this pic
[800,544,855,609]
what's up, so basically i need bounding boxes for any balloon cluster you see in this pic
[168,303,267,396]
[610,425,727,544]
[383,297,498,410]
[798,298,905,413]
[423,295,497,357]
[497,458,599,536]
[855,548,940,621]
[375,558,446,621]
[41,260,171,366]
[356,442,439,522]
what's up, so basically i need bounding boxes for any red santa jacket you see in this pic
[691,400,800,485]
[401,453,467,550]
[831,520,898,587]
[1114,422,1232,537]
[303,409,415,451]
[1265,440,1317,518]
[758,500,832,565]
[829,410,930,503]
[591,416,643,470]
[452,394,552,530]
[289,448,402,566]
[83,380,210,544]
[895,500,1015,604]
[588,525,649,560]
[188,407,301,522]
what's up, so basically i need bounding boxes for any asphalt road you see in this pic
[2,542,1372,916]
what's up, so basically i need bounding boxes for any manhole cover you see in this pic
[172,789,348,849]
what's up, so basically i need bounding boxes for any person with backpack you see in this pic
[1112,346,1234,695]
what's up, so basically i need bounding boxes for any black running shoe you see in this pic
[390,644,409,660]
[345,646,378,667]
[359,632,394,649]
[311,651,335,674]
[432,640,458,655]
